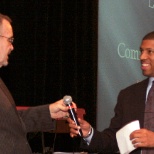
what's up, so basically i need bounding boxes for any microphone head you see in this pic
[63,95,72,105]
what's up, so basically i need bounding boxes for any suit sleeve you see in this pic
[81,95,123,153]
[17,104,56,132]
[80,81,145,154]
[80,90,125,153]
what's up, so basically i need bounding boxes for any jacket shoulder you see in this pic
[122,78,148,92]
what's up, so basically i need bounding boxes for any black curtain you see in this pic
[0,0,98,152]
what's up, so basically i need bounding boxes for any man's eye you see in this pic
[148,50,154,54]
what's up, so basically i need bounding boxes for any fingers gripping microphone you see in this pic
[63,95,83,137]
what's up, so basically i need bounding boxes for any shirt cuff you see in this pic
[83,127,94,145]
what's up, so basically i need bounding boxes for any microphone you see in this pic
[63,95,83,137]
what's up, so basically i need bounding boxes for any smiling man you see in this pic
[140,33,154,77]
[67,31,154,154]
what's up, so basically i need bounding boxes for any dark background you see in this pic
[0,0,98,153]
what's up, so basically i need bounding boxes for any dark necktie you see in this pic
[143,81,154,153]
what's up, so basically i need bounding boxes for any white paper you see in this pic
[116,120,140,154]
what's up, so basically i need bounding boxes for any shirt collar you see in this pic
[149,77,154,85]
[146,77,154,100]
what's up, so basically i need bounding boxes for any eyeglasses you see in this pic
[0,34,14,44]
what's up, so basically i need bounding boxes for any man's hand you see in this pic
[67,118,91,138]
[130,128,154,148]
[49,99,77,119]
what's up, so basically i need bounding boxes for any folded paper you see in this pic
[116,120,140,154]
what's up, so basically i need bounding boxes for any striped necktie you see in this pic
[143,81,154,153]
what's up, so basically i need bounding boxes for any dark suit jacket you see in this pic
[0,78,55,153]
[81,78,148,154]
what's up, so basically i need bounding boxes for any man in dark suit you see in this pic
[0,13,74,153]
[68,31,154,154]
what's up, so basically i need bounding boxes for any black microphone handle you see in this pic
[68,105,83,137]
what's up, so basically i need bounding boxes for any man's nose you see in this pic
[140,51,147,60]
[10,44,14,51]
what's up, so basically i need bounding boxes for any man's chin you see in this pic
[0,61,9,68]
[142,71,152,77]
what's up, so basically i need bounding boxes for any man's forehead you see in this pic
[140,40,154,48]
[0,19,13,35]
[141,39,154,44]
